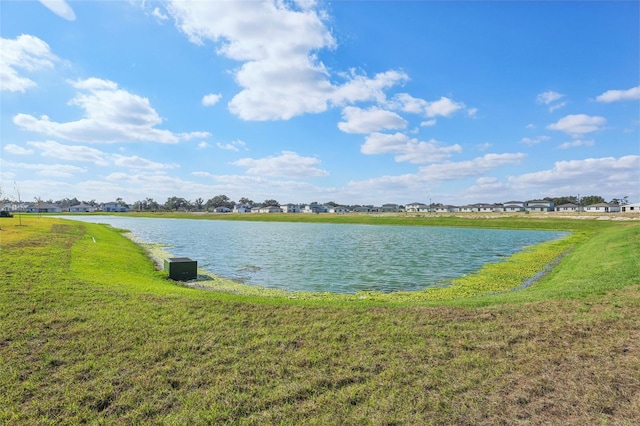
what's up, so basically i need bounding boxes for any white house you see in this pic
[281,203,301,213]
[69,203,96,213]
[213,207,231,213]
[555,203,580,212]
[621,202,640,213]
[329,205,350,214]
[258,206,282,213]
[584,203,620,213]
[459,204,479,212]
[405,202,428,212]
[303,204,328,214]
[503,201,525,212]
[233,204,252,213]
[434,205,459,213]
[477,203,495,212]
[526,200,554,212]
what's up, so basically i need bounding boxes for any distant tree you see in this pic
[579,195,605,206]
[206,194,233,210]
[13,181,22,226]
[55,197,80,208]
[609,196,629,205]
[544,196,578,206]
[194,197,204,211]
[164,196,189,211]
[144,198,159,211]
[262,199,280,207]
[238,197,254,206]
[325,201,338,207]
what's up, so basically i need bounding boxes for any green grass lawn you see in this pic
[1,215,639,424]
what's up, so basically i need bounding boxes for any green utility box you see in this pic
[164,257,197,281]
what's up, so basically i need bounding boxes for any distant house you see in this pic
[259,206,282,214]
[621,202,640,213]
[351,206,373,213]
[380,203,399,212]
[405,202,428,212]
[102,202,128,212]
[26,203,62,213]
[281,203,301,213]
[303,204,328,214]
[233,204,252,213]
[459,204,479,213]
[526,200,554,212]
[477,203,495,212]
[434,205,459,213]
[329,205,350,214]
[213,207,231,213]
[584,203,620,213]
[555,203,580,212]
[69,204,96,213]
[503,201,525,212]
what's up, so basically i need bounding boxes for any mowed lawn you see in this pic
[1,216,639,424]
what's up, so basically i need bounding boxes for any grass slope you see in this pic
[1,216,639,424]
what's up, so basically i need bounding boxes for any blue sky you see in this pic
[1,0,638,206]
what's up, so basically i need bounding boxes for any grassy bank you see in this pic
[1,216,639,424]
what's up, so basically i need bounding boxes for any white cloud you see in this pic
[38,0,76,21]
[536,90,564,105]
[167,1,409,121]
[216,140,246,151]
[331,70,409,106]
[508,156,640,196]
[425,97,465,118]
[420,119,437,127]
[548,101,567,113]
[0,34,58,93]
[390,93,467,119]
[151,7,168,21]
[477,142,492,151]
[202,93,222,107]
[4,144,34,155]
[112,155,178,170]
[519,135,550,146]
[13,77,210,143]
[547,114,606,137]
[337,106,407,134]
[391,93,428,114]
[595,86,640,103]
[418,153,527,181]
[8,161,86,177]
[27,140,110,165]
[231,150,328,177]
[557,139,595,149]
[198,141,210,149]
[361,132,462,164]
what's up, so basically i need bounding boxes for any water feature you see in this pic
[61,216,567,294]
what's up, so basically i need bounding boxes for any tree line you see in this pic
[0,191,630,213]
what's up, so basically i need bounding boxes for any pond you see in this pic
[61,216,567,294]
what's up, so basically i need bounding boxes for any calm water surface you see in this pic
[63,216,567,294]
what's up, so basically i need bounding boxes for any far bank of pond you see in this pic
[60,215,568,295]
